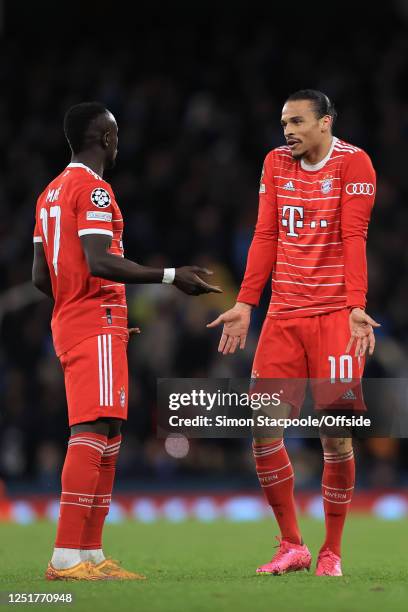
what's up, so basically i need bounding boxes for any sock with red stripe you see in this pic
[51,433,107,569]
[253,440,301,545]
[320,449,355,557]
[80,435,122,564]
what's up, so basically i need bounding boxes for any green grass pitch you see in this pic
[0,517,407,612]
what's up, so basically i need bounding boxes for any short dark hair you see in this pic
[63,102,108,153]
[286,89,337,127]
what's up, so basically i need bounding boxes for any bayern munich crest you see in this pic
[320,178,333,194]
[90,187,111,208]
[119,386,126,408]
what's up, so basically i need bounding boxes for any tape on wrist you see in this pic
[162,268,176,284]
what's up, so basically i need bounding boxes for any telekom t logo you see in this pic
[281,205,304,237]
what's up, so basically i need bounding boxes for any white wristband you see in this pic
[162,268,176,284]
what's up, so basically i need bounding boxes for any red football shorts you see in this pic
[252,308,365,412]
[59,334,129,426]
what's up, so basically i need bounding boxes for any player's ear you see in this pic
[321,115,331,133]
[102,130,110,150]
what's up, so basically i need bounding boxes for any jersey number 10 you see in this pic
[40,206,61,276]
[328,354,353,383]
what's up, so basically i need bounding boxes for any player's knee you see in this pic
[251,401,292,441]
[107,417,123,438]
[253,435,283,445]
[71,420,110,436]
[320,436,352,454]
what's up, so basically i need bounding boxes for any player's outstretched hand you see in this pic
[128,327,141,336]
[346,308,381,357]
[174,266,222,296]
[207,302,252,355]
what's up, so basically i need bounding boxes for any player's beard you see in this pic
[291,151,304,160]
[289,144,305,160]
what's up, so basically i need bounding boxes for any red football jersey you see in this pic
[33,162,128,356]
[237,137,376,318]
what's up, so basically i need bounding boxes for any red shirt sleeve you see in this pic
[75,180,115,239]
[341,150,376,309]
[237,151,278,306]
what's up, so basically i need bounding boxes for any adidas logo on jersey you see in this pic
[341,389,356,401]
[283,181,295,191]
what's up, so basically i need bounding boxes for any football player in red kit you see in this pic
[208,90,379,576]
[33,102,221,580]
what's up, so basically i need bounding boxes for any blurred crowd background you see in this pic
[1,1,408,495]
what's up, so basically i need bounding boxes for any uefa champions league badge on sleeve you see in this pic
[90,187,111,208]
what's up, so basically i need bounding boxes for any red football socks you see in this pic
[320,449,355,557]
[55,433,108,549]
[253,440,301,545]
[80,435,122,550]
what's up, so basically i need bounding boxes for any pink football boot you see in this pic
[315,549,342,576]
[256,537,312,575]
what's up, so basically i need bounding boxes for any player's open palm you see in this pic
[207,303,251,355]
[346,307,381,357]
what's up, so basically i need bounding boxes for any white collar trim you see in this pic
[67,162,102,180]
[300,137,338,172]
